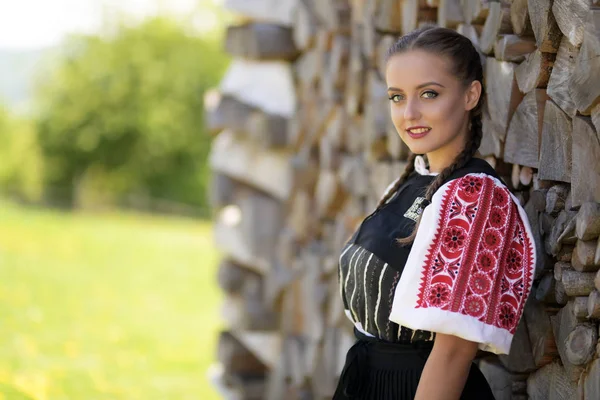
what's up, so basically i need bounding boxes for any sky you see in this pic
[0,0,221,49]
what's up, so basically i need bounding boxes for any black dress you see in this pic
[333,157,531,399]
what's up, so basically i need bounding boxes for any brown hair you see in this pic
[378,25,485,246]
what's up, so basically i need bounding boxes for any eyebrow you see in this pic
[387,82,446,91]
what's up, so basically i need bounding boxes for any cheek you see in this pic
[390,104,404,124]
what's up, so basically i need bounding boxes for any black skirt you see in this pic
[332,329,496,400]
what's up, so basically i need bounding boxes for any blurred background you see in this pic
[0,1,228,399]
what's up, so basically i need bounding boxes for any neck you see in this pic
[427,126,470,173]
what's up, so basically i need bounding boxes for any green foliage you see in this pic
[34,17,228,212]
[0,105,44,202]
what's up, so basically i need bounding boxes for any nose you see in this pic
[403,97,421,121]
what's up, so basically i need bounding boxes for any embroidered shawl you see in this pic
[389,173,536,354]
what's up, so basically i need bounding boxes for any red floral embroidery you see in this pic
[469,272,492,295]
[506,249,523,274]
[416,174,534,335]
[483,229,502,250]
[489,208,506,228]
[493,186,508,207]
[443,227,467,251]
[464,296,486,318]
[498,304,516,329]
[460,176,483,194]
[477,251,496,272]
[428,284,451,306]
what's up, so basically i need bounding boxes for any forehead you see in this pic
[385,50,456,88]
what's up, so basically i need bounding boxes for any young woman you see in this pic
[334,26,536,400]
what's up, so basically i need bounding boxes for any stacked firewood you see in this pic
[205,0,600,399]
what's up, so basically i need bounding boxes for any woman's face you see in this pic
[385,50,480,172]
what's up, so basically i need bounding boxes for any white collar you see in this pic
[414,155,439,176]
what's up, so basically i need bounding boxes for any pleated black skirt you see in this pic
[332,329,496,400]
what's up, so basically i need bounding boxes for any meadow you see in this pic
[0,199,222,400]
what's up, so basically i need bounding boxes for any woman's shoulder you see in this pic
[446,157,504,184]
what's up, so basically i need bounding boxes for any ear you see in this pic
[464,80,482,112]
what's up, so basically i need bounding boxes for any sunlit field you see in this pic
[0,199,222,400]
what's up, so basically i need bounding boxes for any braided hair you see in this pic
[378,25,485,246]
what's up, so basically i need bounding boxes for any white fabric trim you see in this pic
[414,155,439,176]
[388,173,536,355]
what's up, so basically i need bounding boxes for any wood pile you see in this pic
[205,0,600,399]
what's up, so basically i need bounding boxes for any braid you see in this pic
[376,152,418,209]
[396,110,484,246]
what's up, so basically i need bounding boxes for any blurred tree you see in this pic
[0,104,44,203]
[34,17,228,213]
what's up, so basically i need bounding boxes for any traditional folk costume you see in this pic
[333,156,536,399]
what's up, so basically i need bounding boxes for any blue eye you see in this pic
[422,90,438,99]
[388,94,403,102]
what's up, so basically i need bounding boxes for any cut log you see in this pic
[231,331,282,370]
[562,270,597,296]
[218,331,268,374]
[535,272,557,303]
[218,259,251,294]
[593,102,600,132]
[555,280,569,305]
[538,99,572,183]
[499,319,537,373]
[527,360,556,400]
[547,37,580,118]
[573,296,591,319]
[338,156,370,198]
[485,58,522,140]
[461,0,490,25]
[520,166,533,186]
[511,0,534,36]
[559,245,575,262]
[220,59,296,117]
[565,323,598,365]
[504,90,549,168]
[292,0,319,50]
[478,358,513,400]
[527,0,562,53]
[346,24,367,116]
[210,173,236,209]
[315,170,348,219]
[376,35,397,84]
[515,50,556,93]
[314,0,352,33]
[210,131,293,201]
[223,0,297,26]
[572,239,600,272]
[552,302,586,381]
[552,0,592,47]
[214,206,270,275]
[583,359,600,400]
[588,290,600,318]
[546,210,578,256]
[571,116,600,208]
[457,23,482,51]
[597,269,600,291]
[479,2,513,55]
[437,0,463,29]
[569,9,600,114]
[480,108,503,157]
[494,35,537,62]
[240,191,283,261]
[546,184,570,216]
[225,23,298,61]
[401,0,438,35]
[524,297,558,367]
[374,0,403,32]
[329,34,351,95]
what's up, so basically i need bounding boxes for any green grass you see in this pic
[0,199,223,400]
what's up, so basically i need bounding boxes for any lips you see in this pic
[406,126,431,138]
